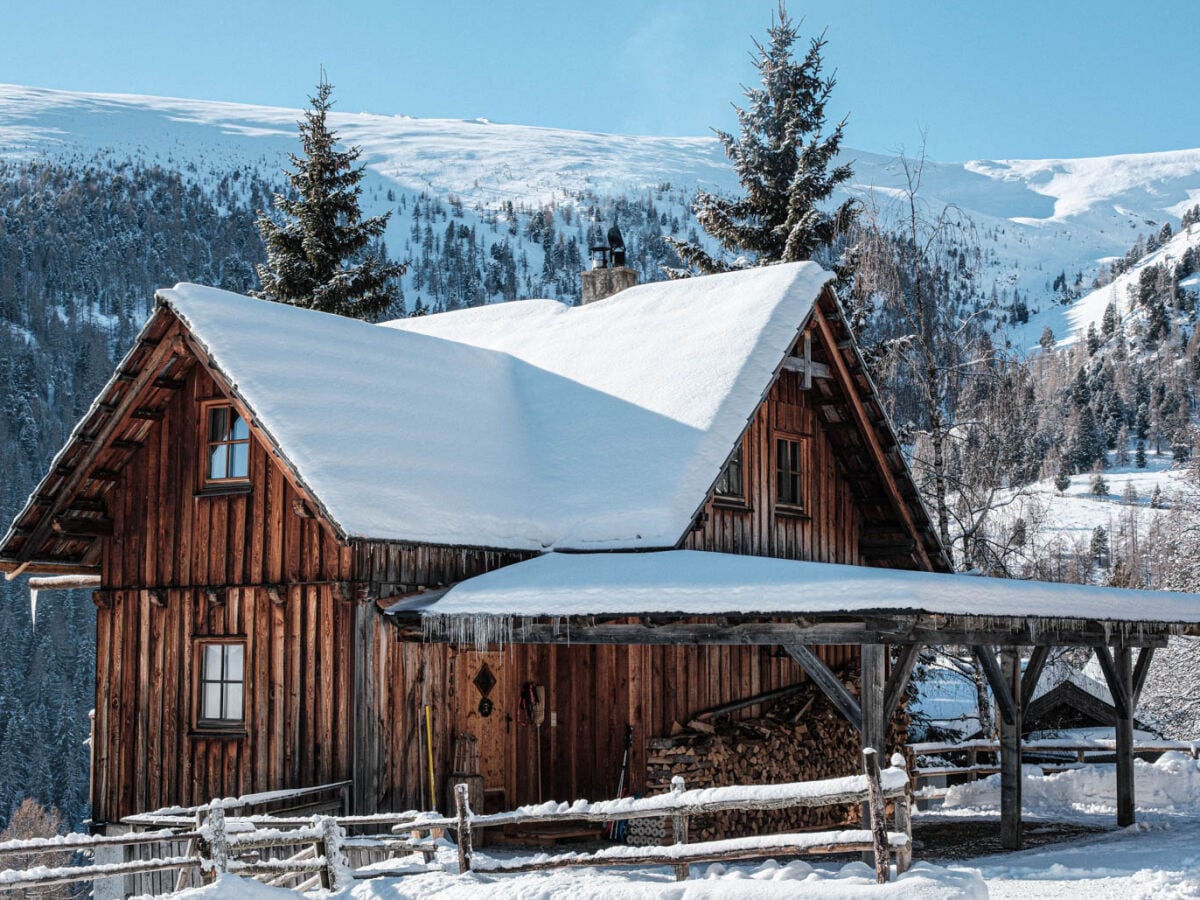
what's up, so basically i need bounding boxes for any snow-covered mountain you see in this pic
[3,83,1200,338]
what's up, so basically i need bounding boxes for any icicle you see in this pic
[29,587,38,630]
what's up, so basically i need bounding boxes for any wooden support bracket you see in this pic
[783,644,862,733]
[973,646,1016,726]
[1021,645,1051,701]
[1093,645,1132,719]
[883,643,923,721]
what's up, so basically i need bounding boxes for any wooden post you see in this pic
[670,775,689,882]
[863,748,890,884]
[860,642,886,860]
[205,806,229,879]
[999,647,1022,850]
[1115,646,1135,827]
[892,764,913,874]
[316,816,349,892]
[455,783,473,874]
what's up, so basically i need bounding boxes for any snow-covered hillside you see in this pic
[4,83,1200,329]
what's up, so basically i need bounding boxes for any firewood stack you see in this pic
[643,673,909,842]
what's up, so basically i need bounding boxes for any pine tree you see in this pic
[1054,469,1072,493]
[666,4,857,275]
[254,77,406,318]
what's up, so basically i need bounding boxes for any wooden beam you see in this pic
[51,515,114,537]
[973,646,1015,726]
[1114,646,1135,827]
[13,317,180,567]
[1021,645,1051,702]
[1000,647,1023,850]
[131,407,163,420]
[780,334,832,386]
[152,376,186,390]
[783,644,862,733]
[1131,647,1155,706]
[695,683,807,721]
[812,306,935,571]
[883,643,923,722]
[403,615,1171,648]
[65,498,108,514]
[1093,645,1131,719]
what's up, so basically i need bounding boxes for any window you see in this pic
[714,443,744,500]
[205,404,250,484]
[197,641,245,729]
[776,437,804,508]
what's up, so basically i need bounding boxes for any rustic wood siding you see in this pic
[358,633,857,813]
[92,363,353,824]
[683,367,861,563]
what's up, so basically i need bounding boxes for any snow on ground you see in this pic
[1058,223,1200,346]
[979,451,1184,568]
[942,753,1200,817]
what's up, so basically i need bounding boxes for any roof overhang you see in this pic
[385,550,1200,649]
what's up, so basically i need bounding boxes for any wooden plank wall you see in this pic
[361,633,856,813]
[93,364,353,825]
[684,366,861,563]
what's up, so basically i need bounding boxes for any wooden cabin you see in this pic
[0,262,950,830]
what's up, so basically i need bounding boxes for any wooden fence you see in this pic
[2,755,916,894]
[910,737,1200,798]
[417,749,914,883]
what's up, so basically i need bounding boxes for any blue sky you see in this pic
[2,0,1196,161]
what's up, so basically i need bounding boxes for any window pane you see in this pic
[224,683,243,721]
[209,445,227,480]
[209,407,228,442]
[230,412,249,441]
[204,643,223,677]
[203,683,222,718]
[225,644,244,680]
[229,441,249,478]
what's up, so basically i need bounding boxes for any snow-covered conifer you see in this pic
[667,4,857,275]
[254,77,406,319]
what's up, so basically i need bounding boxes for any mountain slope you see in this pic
[4,82,1200,330]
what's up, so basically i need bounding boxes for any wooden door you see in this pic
[447,648,510,811]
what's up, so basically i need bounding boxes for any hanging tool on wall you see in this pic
[606,724,635,841]
[425,704,437,813]
[519,681,547,802]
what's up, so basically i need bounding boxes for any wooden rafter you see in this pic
[811,305,934,571]
[12,328,185,566]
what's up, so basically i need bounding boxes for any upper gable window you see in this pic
[776,437,804,509]
[205,403,250,483]
[714,442,745,501]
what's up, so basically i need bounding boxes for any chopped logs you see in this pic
[643,674,909,842]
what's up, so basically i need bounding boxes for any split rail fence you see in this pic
[0,754,915,894]
[416,749,913,883]
[910,737,1200,799]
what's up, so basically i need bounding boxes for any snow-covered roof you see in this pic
[157,263,832,550]
[401,549,1200,628]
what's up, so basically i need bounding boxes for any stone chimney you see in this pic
[581,223,637,304]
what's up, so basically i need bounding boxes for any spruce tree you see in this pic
[254,77,406,318]
[667,4,857,275]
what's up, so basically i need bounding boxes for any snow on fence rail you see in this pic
[438,751,914,884]
[909,738,1200,797]
[0,781,430,896]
